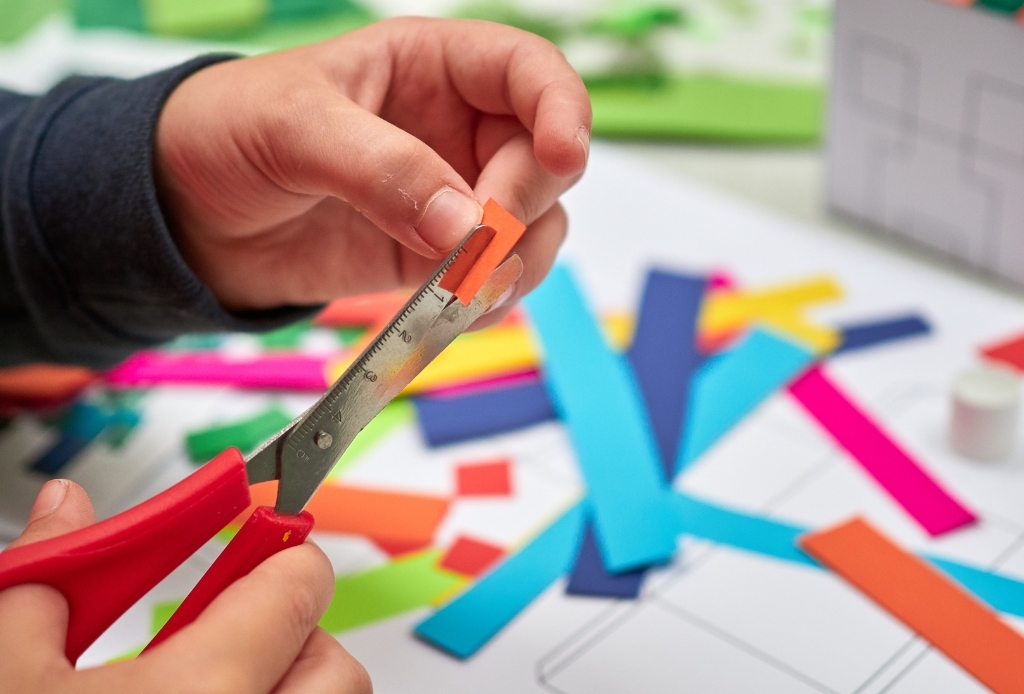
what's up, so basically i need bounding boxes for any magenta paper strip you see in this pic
[788,366,976,536]
[106,352,329,391]
[423,370,540,398]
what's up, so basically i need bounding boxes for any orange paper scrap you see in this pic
[239,482,450,551]
[453,199,526,306]
[801,518,1024,694]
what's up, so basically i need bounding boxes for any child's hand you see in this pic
[155,17,590,324]
[0,480,370,694]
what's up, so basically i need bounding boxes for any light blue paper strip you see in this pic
[524,266,679,572]
[675,328,814,475]
[673,491,1024,619]
[925,557,1024,618]
[672,493,819,567]
[414,501,586,658]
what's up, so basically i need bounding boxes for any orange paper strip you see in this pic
[453,199,526,306]
[238,481,450,550]
[313,292,408,327]
[0,363,96,405]
[801,518,1024,694]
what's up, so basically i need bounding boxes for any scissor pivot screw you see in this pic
[314,431,333,449]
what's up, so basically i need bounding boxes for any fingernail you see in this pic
[30,479,69,520]
[576,126,591,164]
[418,188,482,252]
[486,283,517,314]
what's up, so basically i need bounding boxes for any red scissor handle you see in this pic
[146,506,314,650]
[0,448,252,663]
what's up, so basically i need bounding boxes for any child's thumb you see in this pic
[7,480,96,550]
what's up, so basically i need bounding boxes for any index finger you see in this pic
[439,20,592,178]
[135,542,334,694]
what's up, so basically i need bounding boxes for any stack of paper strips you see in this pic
[0,147,1022,692]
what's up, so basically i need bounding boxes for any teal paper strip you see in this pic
[524,266,679,572]
[676,328,813,475]
[414,501,586,658]
[672,493,818,567]
[673,491,1024,619]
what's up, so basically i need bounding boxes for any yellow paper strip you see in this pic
[700,276,843,335]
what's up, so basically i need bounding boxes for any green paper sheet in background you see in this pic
[587,74,823,143]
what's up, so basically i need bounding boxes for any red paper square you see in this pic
[456,459,512,497]
[440,536,505,577]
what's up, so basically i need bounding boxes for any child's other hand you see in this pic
[0,480,370,694]
[155,18,590,325]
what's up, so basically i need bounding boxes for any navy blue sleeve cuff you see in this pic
[0,55,317,369]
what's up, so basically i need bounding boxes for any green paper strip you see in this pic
[185,407,293,463]
[259,322,311,349]
[588,74,823,143]
[319,550,464,633]
[327,399,414,479]
[72,0,145,32]
[142,0,267,35]
[0,0,66,42]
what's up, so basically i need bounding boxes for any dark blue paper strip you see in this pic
[565,520,646,598]
[834,314,931,355]
[627,270,706,480]
[413,381,556,447]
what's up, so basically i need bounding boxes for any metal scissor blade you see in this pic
[273,253,522,514]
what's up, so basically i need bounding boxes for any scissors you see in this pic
[0,223,522,663]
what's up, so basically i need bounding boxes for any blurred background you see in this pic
[0,0,832,233]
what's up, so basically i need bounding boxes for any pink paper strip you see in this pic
[788,366,976,536]
[421,369,540,399]
[105,352,328,391]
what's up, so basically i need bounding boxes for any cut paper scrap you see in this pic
[789,366,977,536]
[326,399,414,480]
[566,521,645,599]
[981,330,1024,371]
[414,379,556,447]
[698,275,843,339]
[800,518,1024,694]
[627,269,706,478]
[106,352,328,391]
[447,199,527,306]
[237,481,450,553]
[313,291,408,327]
[415,501,585,658]
[525,265,678,572]
[455,459,512,497]
[676,328,814,476]
[320,549,467,634]
[184,407,292,463]
[0,363,96,409]
[439,536,505,578]
[834,314,932,355]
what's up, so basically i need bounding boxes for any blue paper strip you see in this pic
[627,270,706,479]
[413,381,556,447]
[31,403,127,475]
[525,266,678,572]
[676,329,813,475]
[925,557,1024,618]
[672,493,819,567]
[834,314,931,355]
[566,269,705,597]
[566,520,646,598]
[415,501,586,658]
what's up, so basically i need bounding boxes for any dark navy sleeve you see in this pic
[0,55,317,370]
